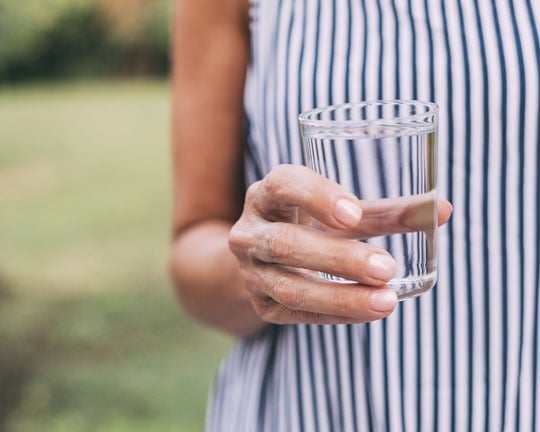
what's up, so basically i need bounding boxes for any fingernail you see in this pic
[334,199,362,226]
[366,254,396,280]
[370,289,398,312]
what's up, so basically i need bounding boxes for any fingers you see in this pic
[230,164,452,326]
[241,222,396,285]
[246,164,364,228]
[247,266,397,324]
[246,165,452,238]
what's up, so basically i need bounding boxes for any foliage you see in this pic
[0,0,171,82]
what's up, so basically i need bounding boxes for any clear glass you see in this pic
[298,100,438,300]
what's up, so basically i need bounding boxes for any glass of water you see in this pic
[298,100,438,300]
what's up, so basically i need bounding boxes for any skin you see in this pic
[170,0,452,338]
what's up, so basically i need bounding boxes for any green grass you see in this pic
[0,79,233,432]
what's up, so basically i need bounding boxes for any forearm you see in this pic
[170,219,267,338]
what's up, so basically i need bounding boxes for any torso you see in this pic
[208,1,540,430]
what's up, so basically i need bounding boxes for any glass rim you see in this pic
[298,99,439,129]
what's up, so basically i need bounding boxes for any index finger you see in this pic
[249,164,365,228]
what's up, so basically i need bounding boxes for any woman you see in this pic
[170,0,540,430]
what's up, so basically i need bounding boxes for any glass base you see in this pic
[319,271,437,300]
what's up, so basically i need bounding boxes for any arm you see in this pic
[170,0,266,337]
[170,0,453,338]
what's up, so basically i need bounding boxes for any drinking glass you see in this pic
[298,100,438,299]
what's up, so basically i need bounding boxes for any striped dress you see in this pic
[207,0,540,430]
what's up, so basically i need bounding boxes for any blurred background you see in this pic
[0,1,232,431]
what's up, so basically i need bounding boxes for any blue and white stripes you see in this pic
[209,0,540,430]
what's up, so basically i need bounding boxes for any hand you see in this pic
[228,164,452,325]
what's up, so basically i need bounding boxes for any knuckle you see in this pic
[272,277,304,310]
[262,166,289,198]
[238,266,257,292]
[330,242,371,282]
[264,224,298,262]
[267,272,288,298]
[252,297,289,324]
[332,288,353,316]
[268,164,291,180]
[229,219,265,259]
[228,223,249,256]
[266,303,292,324]
[245,180,262,203]
[294,309,318,323]
[339,247,362,277]
[250,296,273,318]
